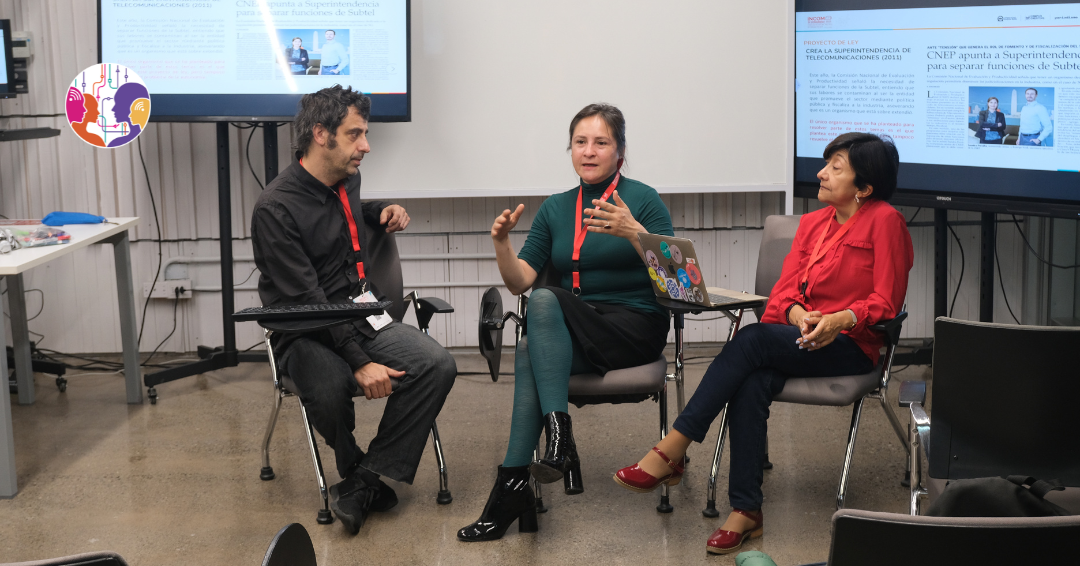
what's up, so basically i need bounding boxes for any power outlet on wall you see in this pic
[144,280,193,299]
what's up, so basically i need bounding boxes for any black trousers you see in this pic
[281,321,457,483]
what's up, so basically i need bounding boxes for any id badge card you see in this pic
[353,291,393,331]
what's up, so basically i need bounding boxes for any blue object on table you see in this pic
[42,211,106,226]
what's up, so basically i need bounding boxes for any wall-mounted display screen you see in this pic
[795,1,1080,217]
[98,0,410,122]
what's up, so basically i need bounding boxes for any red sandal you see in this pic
[705,509,764,554]
[613,447,685,493]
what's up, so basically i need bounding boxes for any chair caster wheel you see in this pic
[535,498,548,514]
[56,377,67,392]
[702,501,720,518]
[436,490,453,505]
[148,387,158,405]
[316,509,334,525]
[260,466,275,481]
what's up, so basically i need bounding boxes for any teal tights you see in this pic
[503,289,594,467]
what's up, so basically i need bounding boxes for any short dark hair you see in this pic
[325,29,336,35]
[823,132,900,201]
[567,103,626,159]
[294,85,371,155]
[1026,87,1038,95]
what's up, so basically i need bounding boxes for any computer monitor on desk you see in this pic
[0,20,15,100]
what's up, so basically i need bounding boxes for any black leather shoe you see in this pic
[530,411,583,494]
[329,474,375,535]
[457,466,539,542]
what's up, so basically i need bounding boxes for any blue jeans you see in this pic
[280,321,457,483]
[1018,133,1043,146]
[672,323,873,510]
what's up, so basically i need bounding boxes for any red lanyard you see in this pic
[572,168,621,295]
[300,158,365,282]
[799,204,865,297]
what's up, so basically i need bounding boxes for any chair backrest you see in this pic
[828,508,1080,565]
[0,552,128,566]
[929,317,1080,485]
[262,523,317,566]
[363,221,406,322]
[532,261,563,291]
[753,215,802,319]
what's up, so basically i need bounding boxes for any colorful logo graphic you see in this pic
[65,64,150,148]
[686,263,703,285]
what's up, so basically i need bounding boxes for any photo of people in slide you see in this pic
[968,86,1054,147]
[276,29,351,76]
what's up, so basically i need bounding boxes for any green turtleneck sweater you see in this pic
[517,174,674,315]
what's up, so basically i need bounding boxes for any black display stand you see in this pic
[143,122,279,403]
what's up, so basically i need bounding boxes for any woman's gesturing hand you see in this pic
[796,310,850,352]
[582,190,645,241]
[492,204,525,243]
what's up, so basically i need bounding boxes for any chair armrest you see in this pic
[898,380,926,408]
[869,311,907,345]
[418,296,454,314]
[415,296,454,331]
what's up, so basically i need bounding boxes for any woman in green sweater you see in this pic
[458,103,674,542]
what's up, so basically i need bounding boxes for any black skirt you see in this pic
[529,286,669,376]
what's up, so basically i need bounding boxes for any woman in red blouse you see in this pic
[614,132,914,554]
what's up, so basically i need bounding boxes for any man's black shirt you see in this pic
[251,159,389,371]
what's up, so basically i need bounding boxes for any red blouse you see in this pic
[760,199,914,366]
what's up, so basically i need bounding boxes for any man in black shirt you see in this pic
[251,85,456,534]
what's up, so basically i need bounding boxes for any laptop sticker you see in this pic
[677,269,691,289]
[645,250,659,269]
[648,267,658,281]
[686,263,702,285]
[656,277,668,293]
[670,245,683,264]
[660,241,671,259]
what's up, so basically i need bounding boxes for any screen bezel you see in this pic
[793,0,1080,219]
[0,19,15,100]
[95,1,412,123]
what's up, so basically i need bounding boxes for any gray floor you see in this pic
[0,346,926,565]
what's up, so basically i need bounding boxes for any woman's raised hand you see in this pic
[492,204,525,242]
[582,190,645,241]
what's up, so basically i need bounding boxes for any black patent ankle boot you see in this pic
[457,466,538,542]
[531,411,583,495]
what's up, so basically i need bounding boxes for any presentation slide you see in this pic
[99,1,407,98]
[795,3,1080,174]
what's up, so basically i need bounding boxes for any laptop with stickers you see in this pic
[636,233,768,309]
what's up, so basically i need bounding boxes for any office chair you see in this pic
[825,508,1080,565]
[0,552,128,566]
[703,214,909,515]
[902,317,1080,516]
[256,222,454,524]
[262,523,316,566]
[480,262,681,512]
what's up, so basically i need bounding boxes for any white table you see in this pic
[0,217,141,497]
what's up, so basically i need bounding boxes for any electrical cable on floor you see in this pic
[136,137,165,349]
[947,220,965,318]
[1011,214,1080,269]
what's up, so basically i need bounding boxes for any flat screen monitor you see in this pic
[794,1,1080,218]
[0,19,15,100]
[97,1,411,122]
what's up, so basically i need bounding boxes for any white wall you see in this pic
[0,0,1041,358]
